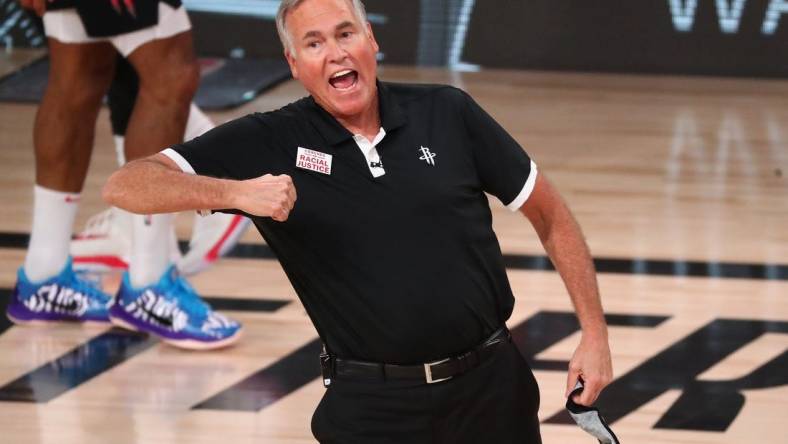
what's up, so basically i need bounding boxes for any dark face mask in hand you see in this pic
[566,381,620,444]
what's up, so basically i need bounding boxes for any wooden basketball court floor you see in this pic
[0,53,786,443]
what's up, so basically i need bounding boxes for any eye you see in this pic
[307,40,321,49]
[339,31,353,39]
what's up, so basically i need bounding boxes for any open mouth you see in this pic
[328,69,358,90]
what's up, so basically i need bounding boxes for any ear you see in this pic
[285,49,299,79]
[365,22,379,54]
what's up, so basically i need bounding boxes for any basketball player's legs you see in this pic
[7,38,117,326]
[105,29,242,350]
[71,55,251,277]
[118,30,197,288]
[34,38,116,192]
[27,38,116,280]
[124,30,198,162]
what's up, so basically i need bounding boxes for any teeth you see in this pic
[331,70,353,79]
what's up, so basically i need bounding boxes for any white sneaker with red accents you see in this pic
[177,212,251,275]
[70,208,249,276]
[71,207,136,271]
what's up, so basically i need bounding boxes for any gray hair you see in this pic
[276,0,369,55]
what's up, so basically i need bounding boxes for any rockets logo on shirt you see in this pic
[296,147,333,175]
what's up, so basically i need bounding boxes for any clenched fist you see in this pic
[234,174,297,222]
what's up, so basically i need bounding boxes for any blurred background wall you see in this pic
[1,0,786,77]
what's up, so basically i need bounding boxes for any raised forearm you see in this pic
[102,157,238,214]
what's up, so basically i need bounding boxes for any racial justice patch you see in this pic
[296,147,332,175]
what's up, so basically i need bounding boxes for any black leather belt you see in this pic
[320,327,511,386]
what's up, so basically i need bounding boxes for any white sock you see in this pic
[24,185,80,282]
[184,103,215,141]
[113,135,126,166]
[129,213,174,288]
[122,106,211,287]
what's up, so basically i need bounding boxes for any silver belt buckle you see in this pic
[424,357,452,384]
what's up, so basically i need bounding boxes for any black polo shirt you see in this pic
[166,81,537,364]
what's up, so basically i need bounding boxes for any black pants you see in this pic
[311,342,542,444]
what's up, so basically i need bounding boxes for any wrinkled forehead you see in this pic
[285,0,363,38]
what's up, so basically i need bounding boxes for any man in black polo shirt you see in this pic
[103,0,613,442]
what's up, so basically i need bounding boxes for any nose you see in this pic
[326,38,348,64]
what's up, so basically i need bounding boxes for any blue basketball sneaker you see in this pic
[109,265,242,350]
[7,257,112,325]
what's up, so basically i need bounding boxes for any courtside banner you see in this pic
[462,0,788,77]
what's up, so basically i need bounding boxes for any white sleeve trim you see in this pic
[161,148,211,216]
[161,148,196,175]
[505,160,538,211]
